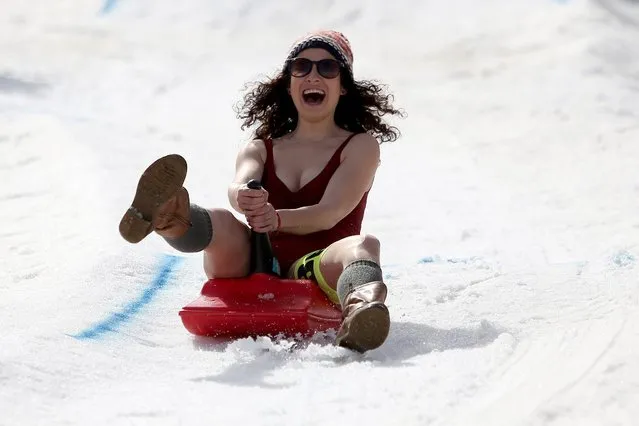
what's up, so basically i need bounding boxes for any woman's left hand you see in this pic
[245,203,280,233]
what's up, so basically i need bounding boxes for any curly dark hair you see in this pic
[235,68,404,143]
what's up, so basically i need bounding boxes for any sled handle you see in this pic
[247,179,265,234]
[246,179,280,275]
[246,179,262,191]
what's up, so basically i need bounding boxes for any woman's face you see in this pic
[288,48,344,122]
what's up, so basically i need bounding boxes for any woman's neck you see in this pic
[292,116,342,143]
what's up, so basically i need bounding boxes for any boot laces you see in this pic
[154,213,192,231]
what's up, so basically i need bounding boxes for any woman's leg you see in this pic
[317,234,390,353]
[201,208,251,279]
[317,234,382,285]
[156,203,252,278]
[119,154,251,279]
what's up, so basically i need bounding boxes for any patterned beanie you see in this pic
[283,30,354,77]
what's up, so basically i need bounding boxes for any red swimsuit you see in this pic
[261,134,369,273]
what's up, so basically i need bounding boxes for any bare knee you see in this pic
[209,207,240,227]
[333,234,381,266]
[207,208,248,239]
[319,234,382,288]
[358,234,380,258]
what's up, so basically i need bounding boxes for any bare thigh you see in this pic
[202,208,252,279]
[318,234,381,290]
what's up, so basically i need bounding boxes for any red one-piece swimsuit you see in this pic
[261,133,369,274]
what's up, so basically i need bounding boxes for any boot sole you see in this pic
[336,302,390,353]
[119,154,188,244]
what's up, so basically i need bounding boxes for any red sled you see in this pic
[179,273,343,339]
[178,180,343,340]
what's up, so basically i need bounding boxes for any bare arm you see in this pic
[277,133,380,234]
[227,139,267,213]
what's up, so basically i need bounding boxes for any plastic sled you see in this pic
[178,180,343,340]
[179,273,342,339]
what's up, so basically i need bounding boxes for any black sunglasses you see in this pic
[288,58,341,79]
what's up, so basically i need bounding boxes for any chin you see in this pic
[296,102,337,121]
[298,110,333,123]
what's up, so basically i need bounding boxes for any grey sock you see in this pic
[336,260,384,305]
[163,204,213,253]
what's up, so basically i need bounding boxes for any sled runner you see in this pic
[179,181,343,339]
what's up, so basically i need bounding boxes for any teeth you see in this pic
[303,89,325,95]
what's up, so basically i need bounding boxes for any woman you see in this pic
[119,30,403,353]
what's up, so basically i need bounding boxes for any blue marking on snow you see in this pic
[71,255,182,340]
[417,256,479,264]
[612,250,635,268]
[382,256,481,273]
[100,0,118,14]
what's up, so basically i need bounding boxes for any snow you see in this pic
[1,0,638,424]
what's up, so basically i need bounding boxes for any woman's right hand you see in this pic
[236,184,268,214]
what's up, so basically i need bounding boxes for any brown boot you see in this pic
[119,154,191,243]
[152,187,192,239]
[335,281,390,353]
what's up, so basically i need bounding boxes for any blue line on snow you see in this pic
[100,0,118,14]
[71,255,182,340]
[418,256,480,264]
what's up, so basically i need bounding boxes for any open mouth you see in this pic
[302,89,326,105]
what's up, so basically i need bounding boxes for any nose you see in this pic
[305,64,321,82]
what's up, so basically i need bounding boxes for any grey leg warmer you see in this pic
[336,260,384,304]
[163,204,213,253]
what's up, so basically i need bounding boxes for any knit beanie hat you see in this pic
[283,30,354,77]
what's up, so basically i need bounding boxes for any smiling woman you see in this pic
[119,30,404,353]
[237,30,402,143]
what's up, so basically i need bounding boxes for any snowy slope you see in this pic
[1,0,638,425]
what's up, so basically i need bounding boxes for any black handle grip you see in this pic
[246,179,279,275]
[247,179,262,190]
[246,179,264,236]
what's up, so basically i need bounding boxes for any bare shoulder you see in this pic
[343,133,380,160]
[238,138,267,163]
